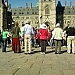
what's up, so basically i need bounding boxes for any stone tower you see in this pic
[39,0,56,28]
[0,0,8,30]
[0,0,3,30]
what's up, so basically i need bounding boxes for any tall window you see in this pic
[45,7,49,14]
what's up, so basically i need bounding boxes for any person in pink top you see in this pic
[38,23,51,54]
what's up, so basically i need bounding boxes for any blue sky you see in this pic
[8,0,75,8]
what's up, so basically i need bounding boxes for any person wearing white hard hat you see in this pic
[51,23,63,54]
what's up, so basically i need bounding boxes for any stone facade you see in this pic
[39,0,56,29]
[0,0,75,30]
[0,0,3,30]
[11,0,56,29]
[63,2,75,27]
[0,0,7,30]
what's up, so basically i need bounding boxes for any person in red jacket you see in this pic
[37,23,51,54]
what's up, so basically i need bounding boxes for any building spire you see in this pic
[70,1,72,8]
[25,3,28,8]
[65,1,67,8]
[5,0,8,7]
[30,3,32,9]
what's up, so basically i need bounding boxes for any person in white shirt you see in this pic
[23,20,34,54]
[51,23,63,54]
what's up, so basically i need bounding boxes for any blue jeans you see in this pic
[1,38,7,52]
[34,39,36,47]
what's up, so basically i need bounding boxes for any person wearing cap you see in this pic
[51,23,63,54]
[23,20,34,54]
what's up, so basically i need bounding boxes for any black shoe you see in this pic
[58,53,62,54]
[24,53,28,54]
[2,51,6,52]
[14,52,17,53]
[55,52,57,54]
[22,47,24,49]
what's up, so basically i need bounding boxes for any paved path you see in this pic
[0,46,75,75]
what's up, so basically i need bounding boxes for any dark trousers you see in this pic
[40,40,47,53]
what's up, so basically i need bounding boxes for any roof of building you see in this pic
[11,1,75,16]
[11,7,39,16]
[64,6,75,15]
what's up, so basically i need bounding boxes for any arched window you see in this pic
[45,7,49,14]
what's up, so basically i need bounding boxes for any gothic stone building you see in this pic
[56,1,75,28]
[63,2,75,28]
[0,0,8,30]
[11,0,56,29]
[1,0,75,30]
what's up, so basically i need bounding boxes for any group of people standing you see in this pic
[1,20,75,55]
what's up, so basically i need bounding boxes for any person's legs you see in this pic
[2,39,4,52]
[22,38,24,49]
[17,38,21,53]
[40,40,44,52]
[2,38,7,52]
[67,37,71,53]
[31,39,34,47]
[43,40,47,53]
[38,39,41,47]
[24,34,28,53]
[50,39,54,48]
[72,37,75,54]
[54,40,58,53]
[58,40,62,53]
[28,35,32,53]
[34,38,36,47]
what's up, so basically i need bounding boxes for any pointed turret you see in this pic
[70,1,72,8]
[30,3,32,9]
[25,3,28,8]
